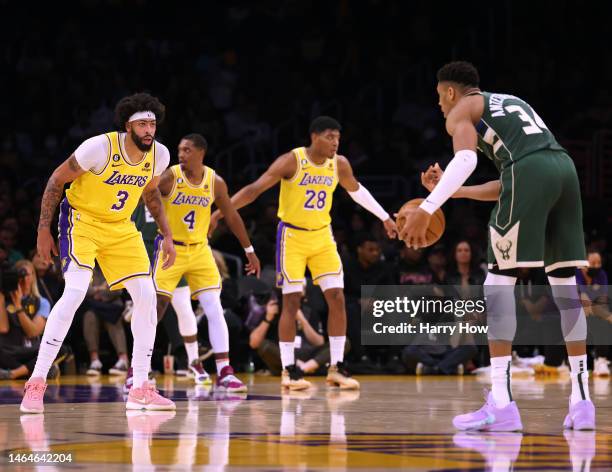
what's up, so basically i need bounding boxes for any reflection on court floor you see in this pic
[1,375,610,471]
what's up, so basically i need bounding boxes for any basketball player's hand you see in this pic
[37,228,58,265]
[245,252,261,278]
[208,212,220,237]
[161,237,176,269]
[397,207,431,249]
[383,218,398,239]
[421,163,443,192]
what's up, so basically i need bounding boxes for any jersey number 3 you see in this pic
[111,191,129,211]
[183,210,196,230]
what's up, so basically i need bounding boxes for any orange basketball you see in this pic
[396,198,445,247]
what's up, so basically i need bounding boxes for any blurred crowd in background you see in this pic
[1,1,610,380]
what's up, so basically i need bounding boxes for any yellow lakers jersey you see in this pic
[278,147,338,230]
[163,164,215,244]
[66,132,156,222]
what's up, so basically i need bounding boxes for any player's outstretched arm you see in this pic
[422,163,500,201]
[211,152,296,224]
[213,174,261,278]
[37,154,87,263]
[337,156,397,239]
[398,99,479,246]
[143,175,176,269]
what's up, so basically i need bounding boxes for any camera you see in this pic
[0,263,28,294]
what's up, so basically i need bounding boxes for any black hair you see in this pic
[182,133,208,151]
[114,92,166,130]
[309,115,342,134]
[436,61,480,88]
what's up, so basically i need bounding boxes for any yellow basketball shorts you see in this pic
[275,222,343,291]
[152,237,221,299]
[58,198,151,290]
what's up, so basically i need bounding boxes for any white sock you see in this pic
[279,342,295,368]
[568,355,590,405]
[490,355,512,408]
[185,341,199,365]
[197,292,230,353]
[215,358,230,375]
[125,278,157,389]
[31,285,87,379]
[329,336,346,366]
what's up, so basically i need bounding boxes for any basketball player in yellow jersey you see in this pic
[21,93,177,413]
[211,116,397,390]
[151,133,260,392]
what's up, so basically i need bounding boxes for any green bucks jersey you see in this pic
[132,201,158,245]
[476,92,565,171]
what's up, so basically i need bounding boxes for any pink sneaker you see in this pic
[20,378,47,414]
[126,381,176,411]
[215,366,247,393]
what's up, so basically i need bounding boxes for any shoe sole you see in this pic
[20,405,44,414]
[454,419,523,432]
[282,382,311,391]
[216,385,248,393]
[326,379,360,390]
[125,402,176,411]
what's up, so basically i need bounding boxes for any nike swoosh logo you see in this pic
[112,164,122,167]
[130,396,148,404]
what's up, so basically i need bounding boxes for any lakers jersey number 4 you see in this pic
[66,131,156,222]
[278,147,338,230]
[163,164,215,244]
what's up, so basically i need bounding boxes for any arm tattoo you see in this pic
[143,187,171,236]
[68,155,81,172]
[38,176,64,230]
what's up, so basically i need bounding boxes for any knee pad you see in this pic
[55,288,87,322]
[172,286,197,336]
[198,291,224,319]
[484,271,517,342]
[548,275,587,342]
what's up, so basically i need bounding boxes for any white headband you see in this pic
[128,111,156,122]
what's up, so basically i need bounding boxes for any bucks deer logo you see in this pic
[495,240,513,260]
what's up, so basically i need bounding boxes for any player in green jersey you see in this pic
[132,201,212,386]
[399,61,594,431]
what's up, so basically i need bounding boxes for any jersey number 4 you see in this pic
[183,210,196,230]
[505,105,548,135]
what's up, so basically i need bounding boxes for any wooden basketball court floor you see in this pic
[0,374,610,471]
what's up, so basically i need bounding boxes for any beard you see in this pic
[131,130,154,152]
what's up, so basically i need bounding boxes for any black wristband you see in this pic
[261,318,271,325]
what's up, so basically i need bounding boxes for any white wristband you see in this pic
[419,149,477,214]
[348,184,390,222]
[244,245,255,254]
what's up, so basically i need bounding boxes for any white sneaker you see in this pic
[86,360,103,376]
[593,357,610,377]
[109,359,129,376]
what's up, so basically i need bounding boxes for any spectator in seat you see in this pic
[0,260,66,379]
[248,290,338,375]
[577,250,611,376]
